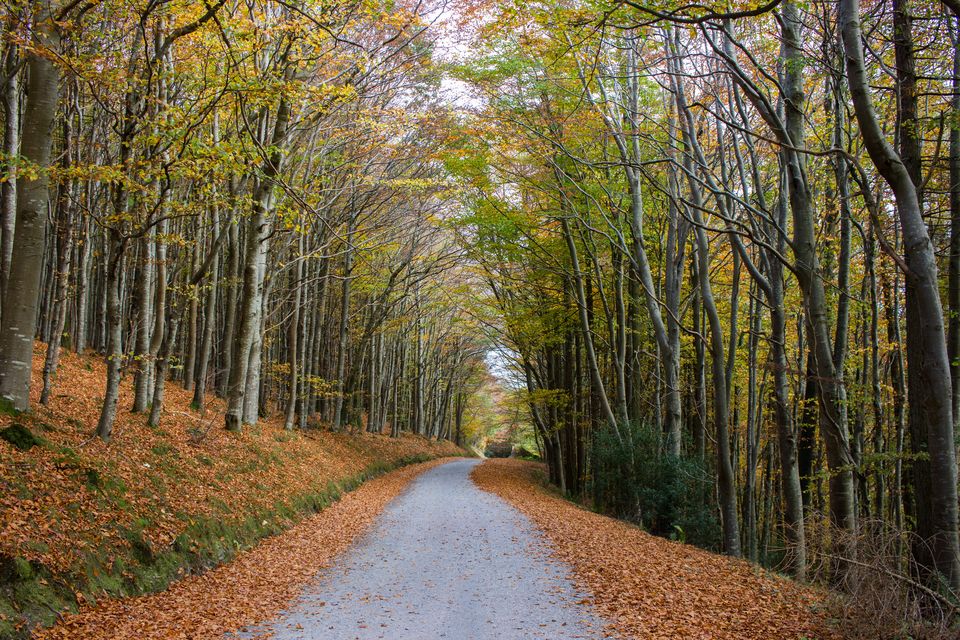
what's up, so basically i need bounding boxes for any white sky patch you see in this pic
[427,1,487,110]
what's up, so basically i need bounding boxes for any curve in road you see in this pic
[235,458,603,639]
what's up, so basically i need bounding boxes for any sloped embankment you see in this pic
[0,345,462,638]
[472,459,838,640]
[35,458,454,640]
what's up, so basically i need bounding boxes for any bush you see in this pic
[588,422,719,550]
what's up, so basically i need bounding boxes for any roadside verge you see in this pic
[1,345,463,639]
[471,459,838,640]
[35,457,456,639]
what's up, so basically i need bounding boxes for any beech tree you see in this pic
[451,0,960,606]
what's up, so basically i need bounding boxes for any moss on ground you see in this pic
[0,425,41,452]
[0,452,439,639]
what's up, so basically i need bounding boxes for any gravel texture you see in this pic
[240,458,603,639]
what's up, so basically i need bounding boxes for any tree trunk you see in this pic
[332,216,354,431]
[840,0,960,591]
[148,313,181,428]
[0,17,59,410]
[40,111,76,405]
[73,209,91,353]
[225,96,289,431]
[182,234,199,390]
[131,227,155,411]
[192,213,217,410]
[950,16,960,431]
[95,232,125,441]
[220,205,239,397]
[284,235,302,430]
[0,36,20,311]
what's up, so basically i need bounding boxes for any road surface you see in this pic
[235,458,603,639]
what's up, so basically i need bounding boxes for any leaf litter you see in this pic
[471,459,840,640]
[36,458,454,639]
[0,344,460,637]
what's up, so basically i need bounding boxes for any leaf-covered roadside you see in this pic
[0,345,462,637]
[36,458,453,639]
[471,459,839,640]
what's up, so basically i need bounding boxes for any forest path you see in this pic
[236,458,604,639]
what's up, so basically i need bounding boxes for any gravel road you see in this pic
[237,458,603,639]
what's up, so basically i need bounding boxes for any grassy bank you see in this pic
[0,346,462,638]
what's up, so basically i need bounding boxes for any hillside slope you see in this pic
[35,458,454,640]
[0,345,461,638]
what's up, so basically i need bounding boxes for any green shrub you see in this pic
[588,422,719,550]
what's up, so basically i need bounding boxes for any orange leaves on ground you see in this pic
[1,345,459,575]
[0,343,460,636]
[36,458,453,639]
[472,459,839,640]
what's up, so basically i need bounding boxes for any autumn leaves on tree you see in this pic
[450,0,960,621]
[0,0,488,449]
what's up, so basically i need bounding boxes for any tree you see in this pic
[839,0,960,593]
[0,2,60,410]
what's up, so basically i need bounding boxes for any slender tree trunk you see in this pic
[148,216,166,396]
[284,235,302,430]
[560,217,621,441]
[182,233,199,390]
[771,276,806,579]
[148,312,181,428]
[243,253,269,424]
[131,227,155,411]
[778,4,858,574]
[96,232,125,441]
[0,37,20,310]
[40,111,76,405]
[74,208,91,353]
[950,16,960,430]
[225,97,289,431]
[192,212,217,410]
[220,206,239,396]
[692,284,706,462]
[670,62,740,555]
[332,216,354,431]
[691,234,740,557]
[769,178,806,579]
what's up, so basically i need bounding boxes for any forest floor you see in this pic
[0,344,462,638]
[30,456,845,640]
[472,459,841,640]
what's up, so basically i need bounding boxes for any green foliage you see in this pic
[0,554,77,639]
[0,397,20,417]
[589,422,719,550]
[150,442,176,457]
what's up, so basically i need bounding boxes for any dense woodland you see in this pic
[452,0,960,625]
[0,0,490,448]
[1,0,960,633]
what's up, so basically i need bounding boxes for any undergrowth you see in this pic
[588,422,719,551]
